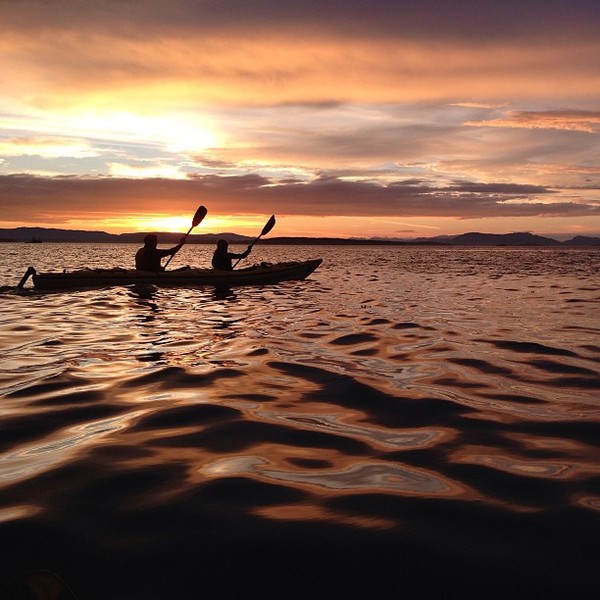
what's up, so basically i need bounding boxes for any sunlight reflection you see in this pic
[201,456,462,496]
[462,454,582,479]
[0,505,40,524]
[203,456,266,476]
[258,410,450,450]
[575,497,600,512]
[260,462,460,495]
[254,503,397,529]
[0,412,144,488]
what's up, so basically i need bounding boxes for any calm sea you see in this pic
[1,243,599,599]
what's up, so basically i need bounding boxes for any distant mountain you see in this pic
[0,227,598,246]
[0,227,115,243]
[447,232,562,246]
[562,235,600,246]
[0,227,253,244]
[412,234,458,244]
[0,228,431,245]
[261,236,436,245]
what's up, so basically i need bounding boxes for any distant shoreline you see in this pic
[2,239,599,248]
[0,238,445,246]
[1,227,599,247]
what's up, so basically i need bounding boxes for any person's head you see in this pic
[216,239,228,251]
[144,234,158,248]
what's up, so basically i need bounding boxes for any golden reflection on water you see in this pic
[575,496,600,512]
[259,461,461,495]
[0,411,143,488]
[254,503,399,529]
[0,245,599,597]
[0,504,40,523]
[456,452,586,479]
[256,408,454,450]
[200,449,466,497]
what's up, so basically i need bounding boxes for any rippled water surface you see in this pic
[1,244,599,598]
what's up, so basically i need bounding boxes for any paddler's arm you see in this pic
[235,245,252,259]
[161,238,186,257]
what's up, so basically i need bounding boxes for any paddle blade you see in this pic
[261,215,276,237]
[192,205,208,227]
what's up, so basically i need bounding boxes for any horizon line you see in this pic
[2,226,600,244]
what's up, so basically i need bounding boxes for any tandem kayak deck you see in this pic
[19,259,323,290]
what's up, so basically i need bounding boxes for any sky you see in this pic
[0,0,599,239]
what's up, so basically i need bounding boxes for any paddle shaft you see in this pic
[233,215,276,269]
[164,205,207,269]
[232,237,258,269]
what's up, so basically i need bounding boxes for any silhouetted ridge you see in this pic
[447,232,561,246]
[0,226,115,243]
[562,235,600,246]
[0,227,597,246]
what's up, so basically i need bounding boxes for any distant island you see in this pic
[0,227,599,247]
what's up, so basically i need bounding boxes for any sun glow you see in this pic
[129,215,251,234]
[136,215,196,232]
[67,110,219,152]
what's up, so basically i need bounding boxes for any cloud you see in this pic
[108,162,188,179]
[1,174,597,226]
[2,1,599,42]
[1,101,596,192]
[0,136,98,158]
[190,155,239,170]
[1,2,598,237]
[1,3,598,108]
[467,110,600,133]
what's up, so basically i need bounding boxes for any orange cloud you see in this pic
[1,24,598,110]
[2,173,598,225]
[0,136,98,158]
[1,2,598,238]
[467,110,600,133]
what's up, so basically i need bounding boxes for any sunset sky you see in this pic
[0,0,598,239]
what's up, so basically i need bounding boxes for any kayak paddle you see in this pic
[164,205,207,269]
[233,214,276,268]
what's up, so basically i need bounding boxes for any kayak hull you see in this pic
[29,259,323,290]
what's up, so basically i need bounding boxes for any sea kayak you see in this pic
[19,259,323,290]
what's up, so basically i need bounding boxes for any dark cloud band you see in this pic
[1,174,597,224]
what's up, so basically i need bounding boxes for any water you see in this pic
[1,243,599,598]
